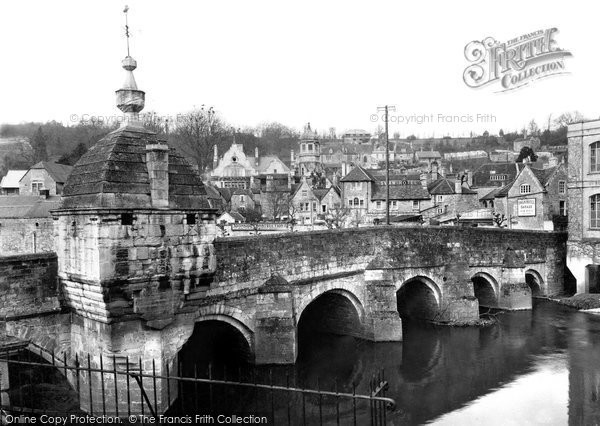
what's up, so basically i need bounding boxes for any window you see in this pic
[354,197,359,207]
[301,190,308,197]
[592,195,600,228]
[376,201,382,209]
[348,199,352,207]
[308,144,313,151]
[412,200,419,211]
[359,199,364,206]
[520,184,531,194]
[121,213,134,225]
[31,181,43,194]
[559,201,566,216]
[322,205,327,213]
[391,201,397,209]
[436,195,443,204]
[273,169,277,173]
[301,144,306,153]
[592,142,600,172]
[312,202,317,212]
[186,213,196,225]
[558,181,566,194]
[240,195,245,203]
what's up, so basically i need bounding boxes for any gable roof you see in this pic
[340,166,375,182]
[530,166,558,187]
[217,188,232,202]
[371,184,430,200]
[471,162,523,187]
[0,170,27,189]
[30,161,73,183]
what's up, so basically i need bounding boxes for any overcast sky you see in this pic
[1,0,598,137]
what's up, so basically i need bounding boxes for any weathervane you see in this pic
[123,5,131,56]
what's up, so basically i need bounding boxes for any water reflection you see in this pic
[178,300,600,425]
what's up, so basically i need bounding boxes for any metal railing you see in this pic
[0,346,396,425]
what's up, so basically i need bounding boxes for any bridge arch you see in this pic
[525,269,544,296]
[471,272,499,308]
[396,276,442,321]
[296,287,365,341]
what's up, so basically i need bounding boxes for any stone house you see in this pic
[230,188,256,213]
[567,120,600,292]
[19,161,73,196]
[290,180,341,224]
[489,163,567,231]
[340,165,451,224]
[421,177,479,223]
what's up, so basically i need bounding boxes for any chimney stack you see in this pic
[146,142,169,208]
[455,178,462,194]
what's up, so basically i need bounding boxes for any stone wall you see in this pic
[0,253,60,318]
[213,226,567,293]
[0,217,55,255]
[55,210,217,324]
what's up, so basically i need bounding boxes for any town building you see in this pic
[290,180,341,225]
[489,150,516,162]
[19,161,73,196]
[0,170,27,195]
[486,164,567,231]
[415,150,442,165]
[210,138,290,188]
[341,129,371,144]
[567,120,600,293]
[421,176,479,224]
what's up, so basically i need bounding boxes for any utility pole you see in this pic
[377,105,396,225]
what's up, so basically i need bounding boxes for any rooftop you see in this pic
[60,126,210,210]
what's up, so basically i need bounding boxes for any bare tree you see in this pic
[262,191,291,221]
[553,111,586,128]
[324,206,350,229]
[172,106,229,171]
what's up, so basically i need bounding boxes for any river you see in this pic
[178,299,600,425]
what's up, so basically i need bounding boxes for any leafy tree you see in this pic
[57,142,88,165]
[31,127,49,163]
[516,146,538,163]
[527,120,540,137]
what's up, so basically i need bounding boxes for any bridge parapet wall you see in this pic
[213,226,567,295]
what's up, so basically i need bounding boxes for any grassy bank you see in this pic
[554,293,600,310]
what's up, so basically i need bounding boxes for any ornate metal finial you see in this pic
[116,5,145,127]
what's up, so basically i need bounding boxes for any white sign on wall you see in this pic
[517,199,536,217]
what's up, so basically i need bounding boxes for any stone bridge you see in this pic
[0,226,567,414]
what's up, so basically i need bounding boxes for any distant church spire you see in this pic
[116,5,145,127]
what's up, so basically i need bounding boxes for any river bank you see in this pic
[549,293,600,311]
